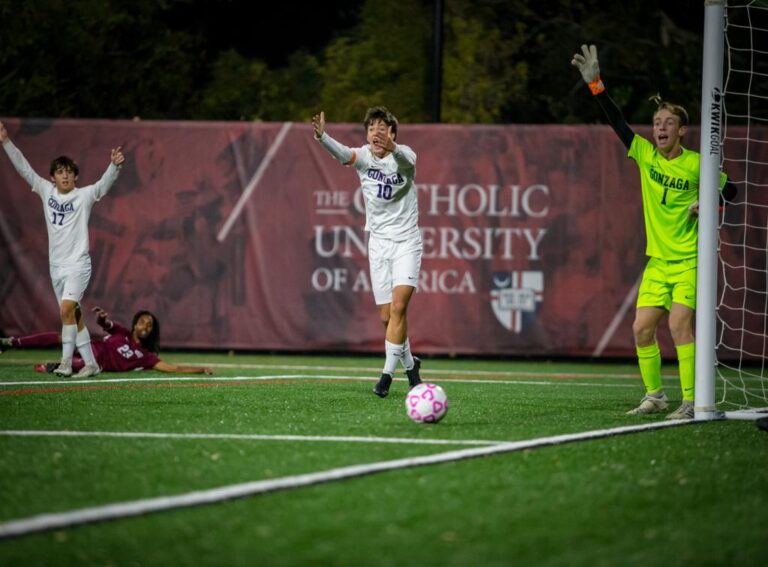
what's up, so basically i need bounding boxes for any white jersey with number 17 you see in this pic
[3,141,120,268]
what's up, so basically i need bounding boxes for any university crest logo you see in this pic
[490,271,544,332]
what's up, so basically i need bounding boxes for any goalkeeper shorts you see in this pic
[637,256,697,311]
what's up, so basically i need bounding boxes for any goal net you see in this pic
[714,0,768,416]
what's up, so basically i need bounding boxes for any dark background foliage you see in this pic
[0,0,717,124]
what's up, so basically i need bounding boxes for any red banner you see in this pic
[0,118,763,358]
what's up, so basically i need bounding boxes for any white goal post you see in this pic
[695,0,726,420]
[696,0,768,421]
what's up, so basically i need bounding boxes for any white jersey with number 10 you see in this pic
[317,132,419,241]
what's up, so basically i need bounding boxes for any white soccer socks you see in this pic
[75,326,98,367]
[383,340,404,376]
[400,337,416,371]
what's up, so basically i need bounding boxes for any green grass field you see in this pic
[0,350,766,566]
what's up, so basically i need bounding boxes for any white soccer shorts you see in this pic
[368,232,423,305]
[50,263,92,305]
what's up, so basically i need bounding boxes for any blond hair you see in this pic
[649,93,689,127]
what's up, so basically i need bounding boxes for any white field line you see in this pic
[0,359,651,380]
[171,362,650,380]
[0,429,499,446]
[0,419,693,540]
[0,374,638,389]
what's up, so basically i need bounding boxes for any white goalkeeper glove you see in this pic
[571,44,605,94]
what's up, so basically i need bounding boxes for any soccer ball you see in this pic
[406,383,449,423]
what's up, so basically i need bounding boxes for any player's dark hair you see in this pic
[49,156,79,177]
[132,310,160,353]
[649,94,689,127]
[364,106,399,139]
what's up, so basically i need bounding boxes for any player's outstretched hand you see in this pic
[372,130,395,153]
[0,121,9,144]
[92,306,111,327]
[688,200,699,218]
[311,111,325,138]
[111,146,125,167]
[571,44,600,84]
[202,367,214,375]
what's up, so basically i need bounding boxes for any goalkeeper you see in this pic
[571,44,737,419]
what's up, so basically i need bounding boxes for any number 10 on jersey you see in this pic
[376,183,393,200]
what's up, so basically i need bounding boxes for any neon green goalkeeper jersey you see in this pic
[628,134,727,260]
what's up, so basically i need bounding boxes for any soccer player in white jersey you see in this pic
[312,106,423,397]
[0,120,125,378]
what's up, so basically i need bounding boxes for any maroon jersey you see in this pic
[90,321,161,372]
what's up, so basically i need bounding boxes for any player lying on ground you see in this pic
[312,107,423,398]
[0,121,125,379]
[0,307,214,375]
[571,44,736,419]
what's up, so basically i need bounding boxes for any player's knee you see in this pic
[632,320,655,345]
[668,320,693,345]
[390,300,408,320]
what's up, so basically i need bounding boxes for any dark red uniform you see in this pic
[71,321,160,372]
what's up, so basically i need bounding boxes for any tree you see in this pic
[0,0,202,119]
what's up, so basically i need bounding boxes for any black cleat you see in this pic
[406,357,422,389]
[373,373,393,398]
[33,363,58,374]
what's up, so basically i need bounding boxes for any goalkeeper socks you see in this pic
[637,343,663,394]
[676,342,696,401]
[75,327,97,367]
[61,324,77,362]
[12,332,61,348]
[383,340,404,376]
[401,337,415,371]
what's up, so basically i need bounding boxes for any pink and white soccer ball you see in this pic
[406,383,449,423]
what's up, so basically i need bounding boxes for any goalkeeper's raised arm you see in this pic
[571,44,634,149]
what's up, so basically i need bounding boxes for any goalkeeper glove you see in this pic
[571,44,605,95]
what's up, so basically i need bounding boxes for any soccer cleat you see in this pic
[0,337,12,353]
[666,400,694,420]
[52,360,73,377]
[406,356,422,389]
[373,373,393,398]
[626,391,668,415]
[75,363,101,378]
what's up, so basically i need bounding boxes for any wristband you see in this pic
[588,77,605,96]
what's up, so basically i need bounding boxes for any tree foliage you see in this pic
[0,0,708,124]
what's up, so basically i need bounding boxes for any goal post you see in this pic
[695,0,726,421]
[697,0,768,421]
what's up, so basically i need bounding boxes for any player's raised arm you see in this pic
[111,146,125,167]
[311,111,325,139]
[312,111,356,165]
[375,129,416,170]
[88,145,124,199]
[92,306,114,330]
[153,360,214,375]
[0,120,49,189]
[572,44,635,149]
